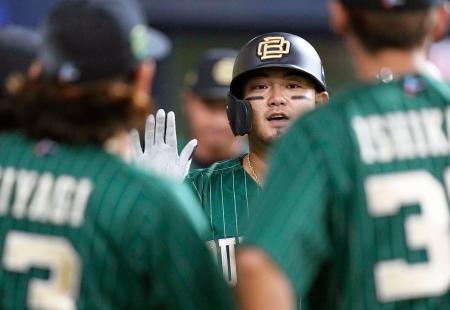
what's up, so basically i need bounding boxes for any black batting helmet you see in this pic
[227,32,326,136]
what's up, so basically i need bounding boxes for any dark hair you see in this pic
[346,8,437,53]
[9,74,151,144]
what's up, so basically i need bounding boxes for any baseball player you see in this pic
[182,48,246,169]
[0,0,233,309]
[132,32,329,285]
[237,0,450,309]
[0,25,40,132]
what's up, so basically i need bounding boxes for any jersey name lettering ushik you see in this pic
[353,107,450,164]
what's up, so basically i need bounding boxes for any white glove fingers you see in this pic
[155,109,166,145]
[144,114,156,149]
[166,111,177,147]
[184,159,193,178]
[179,139,198,165]
[130,129,143,159]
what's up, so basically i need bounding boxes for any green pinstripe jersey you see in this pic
[186,156,259,285]
[178,136,248,170]
[245,74,450,309]
[0,131,233,310]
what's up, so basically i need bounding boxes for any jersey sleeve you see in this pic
[244,119,334,296]
[185,169,205,204]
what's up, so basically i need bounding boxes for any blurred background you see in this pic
[2,0,448,134]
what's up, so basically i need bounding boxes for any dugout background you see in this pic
[0,0,370,134]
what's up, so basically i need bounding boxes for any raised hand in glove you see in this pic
[131,109,197,181]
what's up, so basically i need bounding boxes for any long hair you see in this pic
[8,74,152,144]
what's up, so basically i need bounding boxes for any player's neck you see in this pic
[244,144,268,186]
[104,131,133,162]
[350,39,441,82]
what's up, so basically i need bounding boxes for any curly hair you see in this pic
[9,74,152,145]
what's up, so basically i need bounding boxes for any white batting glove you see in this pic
[131,109,197,182]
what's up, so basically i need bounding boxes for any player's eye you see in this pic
[287,82,302,89]
[251,84,268,90]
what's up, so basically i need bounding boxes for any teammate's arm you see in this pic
[237,118,333,306]
[236,247,295,310]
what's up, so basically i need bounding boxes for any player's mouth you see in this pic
[267,113,290,128]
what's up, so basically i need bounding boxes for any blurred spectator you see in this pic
[181,48,246,169]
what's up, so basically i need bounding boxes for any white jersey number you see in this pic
[366,170,450,302]
[2,231,81,310]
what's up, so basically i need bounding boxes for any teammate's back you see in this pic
[236,1,450,309]
[241,68,450,310]
[0,132,229,309]
[287,74,450,308]
[0,0,232,308]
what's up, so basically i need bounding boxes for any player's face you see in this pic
[243,67,318,145]
[184,93,236,151]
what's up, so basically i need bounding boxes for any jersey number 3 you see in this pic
[2,231,81,310]
[366,170,450,302]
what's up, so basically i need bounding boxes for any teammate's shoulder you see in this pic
[114,161,175,196]
[320,81,393,116]
[187,156,244,179]
[422,74,450,97]
[296,75,430,127]
[73,143,172,198]
[289,91,349,134]
[0,130,29,146]
[279,88,356,150]
[328,74,450,105]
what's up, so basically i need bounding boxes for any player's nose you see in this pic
[267,85,287,106]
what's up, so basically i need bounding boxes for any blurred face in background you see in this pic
[183,92,236,153]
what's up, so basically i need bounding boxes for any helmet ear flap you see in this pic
[226,92,253,136]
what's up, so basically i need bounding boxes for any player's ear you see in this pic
[135,60,156,94]
[315,91,329,106]
[431,3,449,42]
[329,0,350,36]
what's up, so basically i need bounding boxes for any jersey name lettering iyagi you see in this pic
[0,166,93,226]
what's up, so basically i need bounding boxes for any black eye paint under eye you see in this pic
[291,95,309,100]
[245,96,265,101]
